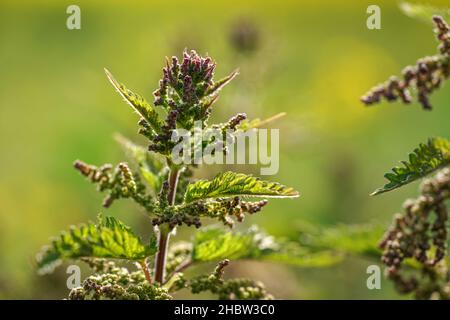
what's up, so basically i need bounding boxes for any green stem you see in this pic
[154,166,181,284]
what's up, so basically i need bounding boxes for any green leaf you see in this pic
[260,249,342,267]
[192,227,263,262]
[205,69,239,96]
[105,68,162,132]
[371,137,450,195]
[115,134,166,193]
[184,171,299,203]
[298,222,383,259]
[236,112,286,131]
[36,215,157,274]
[400,2,450,23]
[191,226,340,267]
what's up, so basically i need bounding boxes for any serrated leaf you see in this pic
[105,68,162,132]
[36,215,157,274]
[371,137,450,195]
[191,226,340,267]
[400,2,450,23]
[184,171,299,203]
[192,227,262,261]
[115,134,166,192]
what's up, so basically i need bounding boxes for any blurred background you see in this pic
[1,0,449,299]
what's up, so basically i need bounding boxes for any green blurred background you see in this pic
[1,0,449,299]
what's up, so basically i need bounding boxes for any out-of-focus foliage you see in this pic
[297,221,383,259]
[191,226,340,267]
[400,1,450,23]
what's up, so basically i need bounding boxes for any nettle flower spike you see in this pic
[173,259,273,300]
[361,15,450,110]
[73,160,156,211]
[149,50,239,154]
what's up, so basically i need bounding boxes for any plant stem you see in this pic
[154,166,181,284]
[167,166,180,206]
[140,260,152,284]
[164,258,192,284]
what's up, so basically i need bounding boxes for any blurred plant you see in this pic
[400,2,450,24]
[361,15,449,110]
[33,50,350,300]
[363,14,450,300]
[229,18,260,54]
[296,222,384,261]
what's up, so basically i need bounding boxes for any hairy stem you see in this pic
[154,166,181,283]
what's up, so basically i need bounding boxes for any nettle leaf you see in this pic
[184,171,299,203]
[36,215,157,274]
[372,137,450,195]
[115,134,166,193]
[192,227,267,262]
[105,68,163,132]
[191,226,340,267]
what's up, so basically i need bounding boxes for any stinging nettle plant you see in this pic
[34,50,327,300]
[362,14,450,299]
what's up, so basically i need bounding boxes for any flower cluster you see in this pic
[195,197,268,228]
[174,259,273,300]
[379,168,450,299]
[434,15,450,55]
[165,242,192,276]
[361,15,450,110]
[68,261,172,300]
[151,196,268,229]
[147,50,238,154]
[73,160,155,211]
